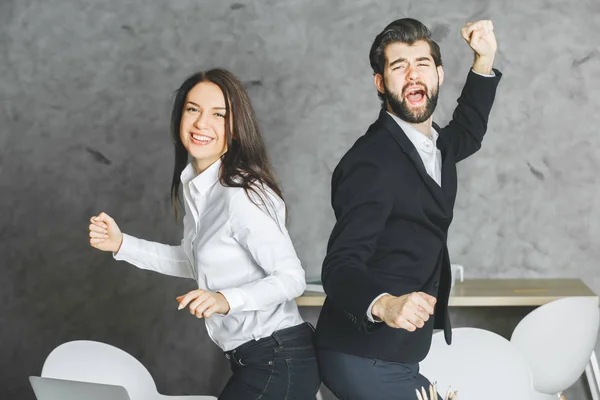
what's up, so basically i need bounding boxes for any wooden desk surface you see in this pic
[296,278,599,307]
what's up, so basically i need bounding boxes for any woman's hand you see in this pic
[176,289,231,318]
[89,212,123,253]
[416,384,458,400]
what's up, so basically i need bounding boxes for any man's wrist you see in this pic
[371,294,394,321]
[472,54,495,75]
[367,293,389,322]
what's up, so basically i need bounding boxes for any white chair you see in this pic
[420,328,552,400]
[40,340,216,400]
[510,297,600,399]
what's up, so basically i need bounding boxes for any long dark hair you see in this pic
[170,68,285,224]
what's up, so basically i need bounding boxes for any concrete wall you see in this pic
[1,0,599,398]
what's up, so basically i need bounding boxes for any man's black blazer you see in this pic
[315,69,502,363]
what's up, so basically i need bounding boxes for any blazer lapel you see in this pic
[378,110,450,213]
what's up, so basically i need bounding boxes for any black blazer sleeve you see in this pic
[440,68,502,162]
[321,153,392,330]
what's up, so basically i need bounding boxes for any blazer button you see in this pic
[434,281,439,288]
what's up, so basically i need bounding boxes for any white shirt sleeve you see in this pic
[219,189,306,314]
[471,69,495,77]
[113,233,195,279]
[366,292,389,323]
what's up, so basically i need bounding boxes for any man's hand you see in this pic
[176,289,231,318]
[461,20,497,74]
[371,292,436,331]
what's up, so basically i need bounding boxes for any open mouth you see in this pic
[190,132,214,145]
[405,87,427,105]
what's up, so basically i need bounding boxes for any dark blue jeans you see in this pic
[318,347,442,400]
[219,322,321,400]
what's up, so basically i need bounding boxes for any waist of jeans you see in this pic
[224,322,314,360]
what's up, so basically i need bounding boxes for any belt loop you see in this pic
[272,330,284,348]
[231,349,246,366]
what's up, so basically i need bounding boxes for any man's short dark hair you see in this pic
[369,18,443,76]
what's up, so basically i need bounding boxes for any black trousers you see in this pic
[219,322,321,400]
[317,347,442,400]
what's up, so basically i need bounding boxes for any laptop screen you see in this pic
[29,376,131,400]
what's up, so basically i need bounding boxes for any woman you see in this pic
[88,68,320,399]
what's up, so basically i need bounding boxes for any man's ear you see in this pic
[374,73,386,95]
[437,65,444,86]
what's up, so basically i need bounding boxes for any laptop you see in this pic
[29,376,131,400]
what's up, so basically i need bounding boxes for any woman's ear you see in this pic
[228,108,238,140]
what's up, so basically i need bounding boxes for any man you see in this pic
[315,18,501,399]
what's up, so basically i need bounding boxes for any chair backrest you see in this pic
[510,297,600,394]
[420,328,541,400]
[41,340,157,400]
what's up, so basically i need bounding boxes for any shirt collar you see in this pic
[386,111,438,153]
[180,158,222,194]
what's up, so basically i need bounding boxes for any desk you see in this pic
[297,278,600,399]
[296,278,599,307]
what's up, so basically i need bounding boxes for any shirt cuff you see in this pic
[218,288,246,315]
[471,69,495,77]
[366,293,389,323]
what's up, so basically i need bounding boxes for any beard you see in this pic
[385,81,439,124]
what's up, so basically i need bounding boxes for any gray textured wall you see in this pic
[1,0,599,398]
